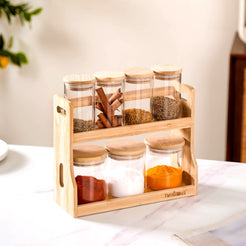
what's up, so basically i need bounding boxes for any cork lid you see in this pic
[144,133,185,150]
[106,139,146,157]
[94,71,125,83]
[124,67,154,82]
[63,74,95,86]
[152,64,182,76]
[73,145,107,163]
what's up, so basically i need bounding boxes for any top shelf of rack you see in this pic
[54,83,194,144]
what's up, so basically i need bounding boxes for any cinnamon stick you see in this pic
[96,102,104,112]
[96,87,116,125]
[96,88,111,115]
[98,113,111,128]
[111,99,122,112]
[96,87,123,128]
[111,119,118,127]
[118,96,124,104]
[115,115,122,126]
[96,119,105,129]
[108,88,122,104]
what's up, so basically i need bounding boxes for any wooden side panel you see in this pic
[226,34,246,162]
[178,84,197,193]
[226,55,235,161]
[54,95,77,217]
[229,59,246,161]
[241,70,246,162]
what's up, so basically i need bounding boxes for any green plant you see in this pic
[0,0,42,68]
[0,0,42,24]
[0,34,27,67]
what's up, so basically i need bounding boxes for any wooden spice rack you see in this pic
[54,83,197,217]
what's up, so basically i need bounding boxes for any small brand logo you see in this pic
[165,190,186,198]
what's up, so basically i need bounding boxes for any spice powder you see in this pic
[73,119,94,133]
[75,175,106,204]
[151,96,180,121]
[147,165,182,190]
[124,108,152,125]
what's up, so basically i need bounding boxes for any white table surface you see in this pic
[0,145,246,246]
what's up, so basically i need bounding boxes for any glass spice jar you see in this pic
[144,133,185,190]
[64,74,95,133]
[106,139,146,198]
[73,145,107,204]
[151,64,182,121]
[124,67,153,125]
[94,71,125,129]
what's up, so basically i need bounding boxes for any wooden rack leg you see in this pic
[54,95,77,217]
[178,84,198,193]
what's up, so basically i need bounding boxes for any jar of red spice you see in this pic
[144,133,185,191]
[73,145,107,204]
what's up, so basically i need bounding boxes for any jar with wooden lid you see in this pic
[144,133,185,190]
[124,67,153,125]
[64,74,95,133]
[106,139,146,197]
[94,71,125,129]
[73,145,107,204]
[151,64,182,121]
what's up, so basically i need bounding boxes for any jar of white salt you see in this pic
[106,139,146,198]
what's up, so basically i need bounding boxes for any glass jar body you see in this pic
[73,159,107,204]
[124,79,153,125]
[107,154,145,197]
[145,146,183,190]
[64,83,95,133]
[152,74,181,121]
[95,81,124,128]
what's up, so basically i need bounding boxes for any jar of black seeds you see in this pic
[151,64,182,121]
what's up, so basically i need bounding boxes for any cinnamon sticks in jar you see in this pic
[94,71,125,129]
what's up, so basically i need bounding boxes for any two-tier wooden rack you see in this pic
[54,83,197,217]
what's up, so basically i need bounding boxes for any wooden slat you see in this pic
[70,86,176,108]
[241,69,246,162]
[77,185,196,217]
[73,117,193,144]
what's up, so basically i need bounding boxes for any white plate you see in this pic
[0,139,8,161]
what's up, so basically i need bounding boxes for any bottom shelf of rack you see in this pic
[76,184,197,217]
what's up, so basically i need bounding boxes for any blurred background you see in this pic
[0,0,238,161]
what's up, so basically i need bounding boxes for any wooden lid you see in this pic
[124,67,154,81]
[94,71,125,83]
[152,64,182,76]
[144,133,185,150]
[63,74,95,86]
[106,139,146,156]
[73,145,107,163]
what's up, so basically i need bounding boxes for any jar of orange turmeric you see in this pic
[144,133,185,190]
